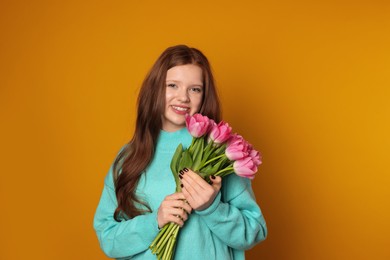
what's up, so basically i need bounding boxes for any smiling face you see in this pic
[162,64,204,132]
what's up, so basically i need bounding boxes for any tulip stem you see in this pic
[189,137,197,154]
[203,154,225,167]
[150,224,168,249]
[215,166,234,177]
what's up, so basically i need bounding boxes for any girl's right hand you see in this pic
[157,192,192,228]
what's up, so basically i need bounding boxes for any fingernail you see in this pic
[179,170,184,175]
[211,175,216,180]
[179,175,183,179]
[181,184,184,188]
[183,168,189,172]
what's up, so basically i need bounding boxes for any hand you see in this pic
[179,168,222,211]
[157,192,192,228]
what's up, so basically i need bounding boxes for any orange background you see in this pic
[1,0,389,259]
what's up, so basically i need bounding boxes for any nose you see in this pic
[177,87,190,102]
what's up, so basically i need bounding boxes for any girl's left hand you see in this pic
[179,168,222,211]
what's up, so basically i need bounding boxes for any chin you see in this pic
[174,119,186,127]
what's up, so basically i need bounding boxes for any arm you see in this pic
[93,168,159,258]
[93,166,192,258]
[181,171,267,250]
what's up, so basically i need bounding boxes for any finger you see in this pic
[163,198,189,209]
[165,192,186,201]
[178,208,188,221]
[181,173,205,193]
[169,207,188,219]
[182,201,192,214]
[166,215,184,227]
[210,175,222,190]
[181,186,195,207]
[182,169,211,190]
[172,200,192,215]
[184,199,192,210]
[181,177,199,197]
[168,197,192,214]
[161,208,186,226]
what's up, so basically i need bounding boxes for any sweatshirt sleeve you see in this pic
[194,174,267,250]
[93,166,159,258]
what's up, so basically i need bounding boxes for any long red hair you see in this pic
[113,45,221,220]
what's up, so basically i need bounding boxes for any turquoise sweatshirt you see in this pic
[93,127,267,259]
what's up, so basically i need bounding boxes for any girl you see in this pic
[93,45,267,259]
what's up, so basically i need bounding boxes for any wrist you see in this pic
[195,191,221,216]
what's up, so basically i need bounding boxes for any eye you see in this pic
[167,83,177,88]
[190,87,203,93]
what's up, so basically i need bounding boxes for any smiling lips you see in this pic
[171,105,189,115]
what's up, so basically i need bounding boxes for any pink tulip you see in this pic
[226,137,250,161]
[208,119,216,132]
[233,157,257,179]
[228,133,241,143]
[209,121,232,144]
[249,148,262,167]
[185,113,211,138]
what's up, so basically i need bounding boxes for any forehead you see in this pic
[166,64,203,83]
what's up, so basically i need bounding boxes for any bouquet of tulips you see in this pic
[149,113,262,260]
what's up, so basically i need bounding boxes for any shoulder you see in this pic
[104,144,129,189]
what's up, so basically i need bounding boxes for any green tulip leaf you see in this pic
[179,149,193,170]
[211,157,225,173]
[170,144,183,175]
[199,164,214,177]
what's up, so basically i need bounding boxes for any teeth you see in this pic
[172,106,189,111]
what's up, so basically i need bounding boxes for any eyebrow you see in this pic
[166,79,203,87]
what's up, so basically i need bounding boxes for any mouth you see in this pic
[171,105,190,114]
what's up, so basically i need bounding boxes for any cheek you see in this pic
[165,89,174,102]
[194,95,203,111]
